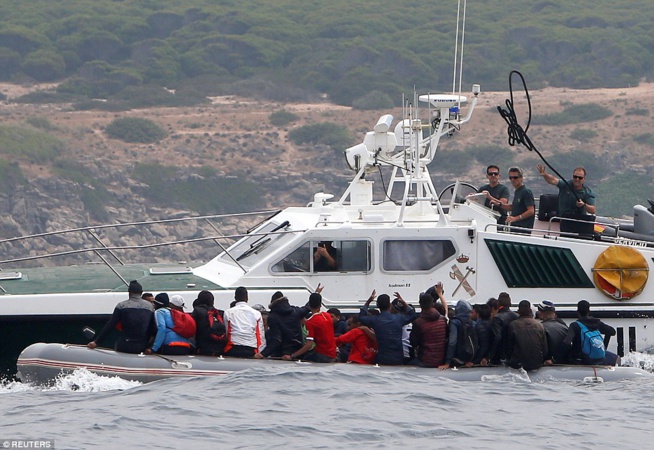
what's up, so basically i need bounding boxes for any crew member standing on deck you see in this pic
[503,167,535,234]
[477,164,510,225]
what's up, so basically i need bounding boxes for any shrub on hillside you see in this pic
[352,91,395,110]
[532,103,612,125]
[105,117,167,143]
[269,110,299,127]
[288,122,354,150]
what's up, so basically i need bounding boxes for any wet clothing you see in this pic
[152,308,193,355]
[507,316,548,371]
[562,316,616,364]
[510,185,535,232]
[488,307,519,365]
[261,298,308,358]
[541,318,569,363]
[336,328,377,364]
[409,308,447,367]
[478,183,510,223]
[192,304,226,356]
[94,294,156,354]
[305,311,337,361]
[224,302,266,357]
[359,307,418,365]
[444,300,475,366]
[556,179,595,216]
[473,318,493,364]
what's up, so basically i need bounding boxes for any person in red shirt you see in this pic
[283,291,336,363]
[336,316,377,364]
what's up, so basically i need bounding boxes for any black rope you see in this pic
[496,70,580,201]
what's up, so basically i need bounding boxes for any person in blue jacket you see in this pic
[359,290,418,365]
[149,294,193,355]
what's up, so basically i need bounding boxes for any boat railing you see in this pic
[0,210,281,273]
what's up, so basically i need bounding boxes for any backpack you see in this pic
[454,317,478,363]
[170,309,197,339]
[577,321,606,362]
[207,308,226,342]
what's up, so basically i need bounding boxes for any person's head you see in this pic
[475,303,491,320]
[486,165,501,186]
[577,300,591,317]
[269,295,289,309]
[128,280,143,295]
[498,292,511,309]
[234,286,248,303]
[455,299,473,318]
[252,303,267,315]
[271,291,284,302]
[308,292,322,310]
[195,290,214,307]
[419,292,434,310]
[508,167,524,188]
[486,297,499,317]
[327,307,342,324]
[170,295,185,311]
[376,294,391,311]
[153,293,169,310]
[572,167,587,190]
[536,300,556,320]
[142,293,154,303]
[517,300,533,317]
[347,315,361,330]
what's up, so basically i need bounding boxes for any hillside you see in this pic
[0,81,653,265]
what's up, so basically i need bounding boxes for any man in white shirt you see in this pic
[223,286,266,358]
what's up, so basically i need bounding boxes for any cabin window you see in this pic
[271,240,371,273]
[382,239,456,271]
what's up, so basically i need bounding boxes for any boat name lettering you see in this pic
[388,283,410,288]
[614,238,648,248]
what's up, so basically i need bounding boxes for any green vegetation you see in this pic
[0,125,64,163]
[352,91,395,110]
[569,129,598,141]
[105,117,167,143]
[633,133,654,147]
[269,110,299,127]
[133,163,263,214]
[0,159,26,193]
[288,122,355,150]
[0,1,653,106]
[25,116,55,131]
[626,108,649,116]
[595,171,654,218]
[532,103,613,125]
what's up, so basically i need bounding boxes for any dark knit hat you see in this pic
[196,290,214,306]
[154,293,170,307]
[128,280,143,294]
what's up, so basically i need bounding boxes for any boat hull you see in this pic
[17,343,653,385]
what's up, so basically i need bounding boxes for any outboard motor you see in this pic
[634,203,654,236]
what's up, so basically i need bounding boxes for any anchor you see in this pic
[450,265,476,297]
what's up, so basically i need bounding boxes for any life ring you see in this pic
[592,245,649,301]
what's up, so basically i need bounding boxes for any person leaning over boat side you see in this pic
[223,286,266,358]
[255,294,309,359]
[359,291,419,365]
[438,299,478,370]
[409,288,448,368]
[192,290,226,357]
[149,294,194,355]
[561,300,619,366]
[502,167,535,234]
[283,290,337,363]
[537,164,596,217]
[536,300,569,365]
[335,315,378,364]
[472,303,493,366]
[477,164,510,225]
[506,300,548,371]
[487,292,519,365]
[88,280,156,354]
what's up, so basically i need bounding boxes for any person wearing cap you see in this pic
[359,290,418,365]
[148,294,194,355]
[223,286,267,358]
[506,300,548,371]
[255,293,309,359]
[536,300,569,364]
[561,300,619,365]
[88,280,156,354]
[488,292,519,365]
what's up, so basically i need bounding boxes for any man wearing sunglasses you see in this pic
[503,167,535,233]
[537,164,596,216]
[477,164,510,224]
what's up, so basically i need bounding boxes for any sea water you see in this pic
[2,353,654,449]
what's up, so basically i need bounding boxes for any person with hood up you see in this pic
[254,292,309,359]
[439,299,478,370]
[150,294,193,355]
[410,286,448,368]
[192,290,226,356]
[506,300,548,370]
[562,300,619,365]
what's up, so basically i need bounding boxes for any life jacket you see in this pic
[207,308,226,342]
[577,321,606,362]
[170,309,197,339]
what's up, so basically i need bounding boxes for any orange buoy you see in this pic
[592,245,649,300]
